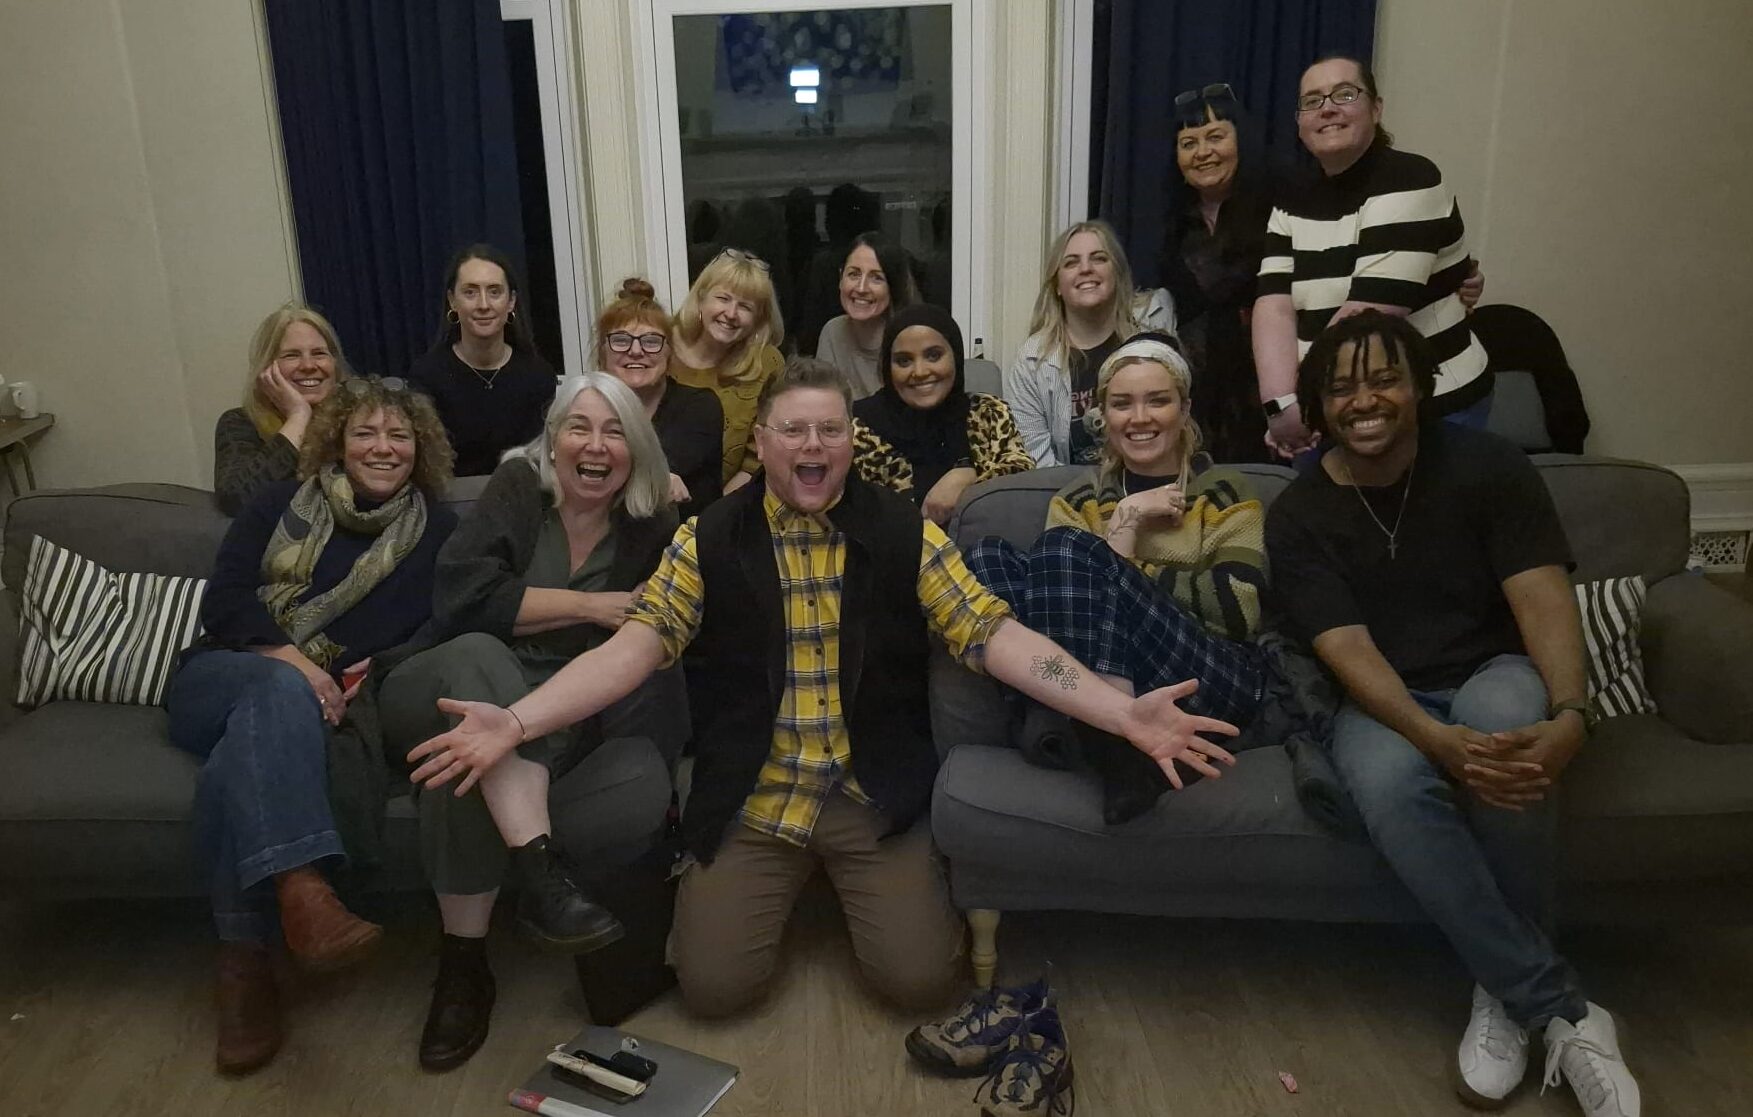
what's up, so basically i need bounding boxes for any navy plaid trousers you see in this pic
[964,526,1265,726]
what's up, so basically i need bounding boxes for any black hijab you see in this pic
[855,304,972,503]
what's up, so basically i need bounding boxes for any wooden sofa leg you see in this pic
[967,908,1000,989]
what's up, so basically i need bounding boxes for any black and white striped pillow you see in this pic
[1574,575,1657,720]
[15,537,206,708]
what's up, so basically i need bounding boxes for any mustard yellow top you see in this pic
[670,344,785,482]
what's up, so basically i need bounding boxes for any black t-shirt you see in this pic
[407,344,558,476]
[1066,334,1121,465]
[651,380,724,521]
[1264,425,1571,692]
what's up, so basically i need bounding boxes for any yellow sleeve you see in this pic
[626,518,706,667]
[915,520,1012,673]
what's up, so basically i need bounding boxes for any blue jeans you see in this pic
[1329,653,1586,1029]
[167,649,345,942]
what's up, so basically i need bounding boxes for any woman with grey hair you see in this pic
[378,372,681,1071]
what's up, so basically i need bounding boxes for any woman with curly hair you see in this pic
[167,377,457,1074]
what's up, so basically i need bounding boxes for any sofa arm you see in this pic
[0,593,20,733]
[1641,574,1753,745]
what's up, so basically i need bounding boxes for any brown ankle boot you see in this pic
[215,943,282,1074]
[274,866,382,972]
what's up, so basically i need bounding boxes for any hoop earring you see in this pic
[508,310,517,321]
[446,309,460,324]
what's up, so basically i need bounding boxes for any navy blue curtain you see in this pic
[266,0,526,378]
[1091,0,1376,286]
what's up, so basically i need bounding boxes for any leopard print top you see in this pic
[852,393,1035,495]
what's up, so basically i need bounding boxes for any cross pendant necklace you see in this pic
[1340,453,1416,560]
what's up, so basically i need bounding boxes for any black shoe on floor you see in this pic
[419,934,495,1072]
[510,834,626,952]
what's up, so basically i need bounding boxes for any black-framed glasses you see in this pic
[758,419,850,448]
[1174,82,1235,110]
[1296,83,1366,113]
[715,247,771,273]
[342,375,411,396]
[606,331,668,354]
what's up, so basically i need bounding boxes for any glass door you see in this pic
[637,0,989,354]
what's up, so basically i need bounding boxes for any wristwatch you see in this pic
[1261,393,1299,419]
[1548,700,1598,732]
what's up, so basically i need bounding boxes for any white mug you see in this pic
[10,382,39,419]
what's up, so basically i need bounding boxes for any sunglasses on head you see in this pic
[714,247,771,273]
[341,375,412,397]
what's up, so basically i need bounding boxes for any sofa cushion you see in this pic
[1575,575,1656,719]
[0,702,195,822]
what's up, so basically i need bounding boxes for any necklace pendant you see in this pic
[1388,539,1398,559]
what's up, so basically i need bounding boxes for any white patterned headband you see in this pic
[1096,336,1192,398]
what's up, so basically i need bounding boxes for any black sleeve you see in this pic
[1264,487,1365,644]
[213,409,299,517]
[660,386,724,520]
[431,459,542,640]
[201,482,297,646]
[1475,436,1573,580]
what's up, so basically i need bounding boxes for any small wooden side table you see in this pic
[0,413,55,495]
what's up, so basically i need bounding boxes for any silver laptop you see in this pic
[511,1024,738,1117]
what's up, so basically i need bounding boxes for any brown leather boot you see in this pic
[215,942,282,1074]
[273,866,382,972]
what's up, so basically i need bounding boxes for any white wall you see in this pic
[0,0,297,491]
[1377,0,1753,466]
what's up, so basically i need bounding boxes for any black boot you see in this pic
[419,934,495,1071]
[1076,722,1177,826]
[510,835,626,952]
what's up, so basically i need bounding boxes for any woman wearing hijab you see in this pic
[851,304,1034,525]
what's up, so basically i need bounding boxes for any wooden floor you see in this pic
[2,880,1750,1116]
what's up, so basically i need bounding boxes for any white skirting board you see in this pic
[1672,463,1753,572]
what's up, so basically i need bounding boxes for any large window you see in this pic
[634,0,990,353]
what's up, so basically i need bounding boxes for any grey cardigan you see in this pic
[1001,287,1177,467]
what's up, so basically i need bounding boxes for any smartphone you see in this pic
[574,1046,659,1083]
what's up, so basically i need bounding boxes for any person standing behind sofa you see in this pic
[1252,56,1490,458]
[594,277,723,521]
[669,248,786,494]
[379,372,680,1071]
[407,358,1240,1023]
[815,232,918,400]
[214,304,349,516]
[1004,220,1176,467]
[408,243,559,476]
[851,304,1032,525]
[168,378,457,1075]
[1264,312,1638,1116]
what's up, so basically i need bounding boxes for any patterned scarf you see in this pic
[257,465,427,668]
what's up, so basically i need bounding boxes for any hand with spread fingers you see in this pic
[407,698,523,797]
[1122,677,1241,788]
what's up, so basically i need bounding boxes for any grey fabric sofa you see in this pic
[0,482,671,901]
[929,459,1753,986]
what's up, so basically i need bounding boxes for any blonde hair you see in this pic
[505,372,671,520]
[673,252,784,383]
[1087,338,1201,491]
[1026,220,1147,381]
[243,303,349,438]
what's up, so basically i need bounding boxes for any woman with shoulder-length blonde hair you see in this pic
[379,371,683,1071]
[1002,220,1177,468]
[215,303,350,516]
[669,249,785,493]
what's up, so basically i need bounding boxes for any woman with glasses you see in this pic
[216,303,351,515]
[379,372,681,1071]
[1158,83,1277,463]
[1253,55,1490,457]
[408,243,560,476]
[596,277,724,519]
[852,304,1032,525]
[1004,219,1176,467]
[166,378,457,1074]
[670,248,786,493]
[815,232,918,400]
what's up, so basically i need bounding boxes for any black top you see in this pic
[1066,333,1120,465]
[200,479,457,676]
[650,380,724,521]
[1264,426,1571,692]
[406,344,558,476]
[213,407,300,516]
[855,304,973,503]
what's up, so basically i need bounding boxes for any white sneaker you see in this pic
[1543,1002,1641,1117]
[1455,984,1528,1107]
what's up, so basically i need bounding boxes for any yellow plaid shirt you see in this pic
[629,490,1011,846]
